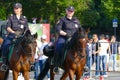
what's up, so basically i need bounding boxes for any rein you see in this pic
[67,29,87,64]
[19,44,31,54]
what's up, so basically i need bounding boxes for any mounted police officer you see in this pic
[1,3,29,71]
[54,6,82,73]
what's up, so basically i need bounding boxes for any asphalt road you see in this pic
[7,70,120,80]
[7,60,120,80]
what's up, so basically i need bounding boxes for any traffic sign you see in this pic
[112,19,118,27]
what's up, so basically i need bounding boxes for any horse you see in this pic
[0,30,37,80]
[37,27,88,80]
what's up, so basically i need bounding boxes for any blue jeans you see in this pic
[111,54,117,71]
[99,55,107,75]
[92,54,100,76]
[34,61,39,79]
[39,59,50,78]
[85,54,93,76]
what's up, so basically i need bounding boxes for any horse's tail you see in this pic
[37,58,50,80]
[4,69,9,80]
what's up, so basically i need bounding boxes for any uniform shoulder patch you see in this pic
[23,16,26,18]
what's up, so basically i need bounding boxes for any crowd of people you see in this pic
[84,34,120,79]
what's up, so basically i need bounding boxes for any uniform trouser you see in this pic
[54,39,66,67]
[2,34,15,63]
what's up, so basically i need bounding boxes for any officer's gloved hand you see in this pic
[15,31,22,38]
[66,34,71,39]
[66,34,71,43]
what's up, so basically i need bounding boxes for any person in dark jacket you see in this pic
[54,6,82,73]
[1,3,29,71]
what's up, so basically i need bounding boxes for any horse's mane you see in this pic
[69,27,86,49]
[15,30,32,46]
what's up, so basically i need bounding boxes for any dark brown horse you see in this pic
[0,30,37,80]
[50,27,88,80]
[37,27,88,80]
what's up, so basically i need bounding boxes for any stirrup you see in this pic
[53,67,59,74]
[1,64,8,71]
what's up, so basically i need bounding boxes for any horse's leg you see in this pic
[22,71,29,80]
[12,70,19,80]
[75,70,84,80]
[75,73,83,80]
[50,65,55,80]
[4,69,9,80]
[69,69,75,80]
[60,70,69,80]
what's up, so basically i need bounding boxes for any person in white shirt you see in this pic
[99,34,110,77]
[38,34,50,80]
[34,39,41,79]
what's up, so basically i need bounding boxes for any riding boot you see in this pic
[53,53,59,74]
[1,46,8,71]
[1,57,8,71]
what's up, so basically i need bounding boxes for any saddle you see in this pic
[0,37,22,63]
[43,40,70,68]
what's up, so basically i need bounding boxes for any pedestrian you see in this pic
[92,34,101,77]
[105,35,110,71]
[99,34,110,77]
[1,2,29,70]
[54,6,82,73]
[84,37,93,79]
[110,35,118,71]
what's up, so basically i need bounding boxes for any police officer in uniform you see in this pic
[54,6,82,72]
[1,3,29,70]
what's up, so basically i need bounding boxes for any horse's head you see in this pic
[70,27,88,57]
[21,30,37,55]
[77,27,88,49]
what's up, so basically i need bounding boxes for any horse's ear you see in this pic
[33,32,38,39]
[86,28,90,34]
[78,27,82,33]
[25,30,31,36]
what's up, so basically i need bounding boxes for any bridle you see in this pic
[68,30,87,63]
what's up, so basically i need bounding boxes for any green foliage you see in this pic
[0,4,6,20]
[0,0,120,35]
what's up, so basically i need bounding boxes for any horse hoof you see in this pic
[84,66,89,72]
[0,64,8,71]
[29,65,35,71]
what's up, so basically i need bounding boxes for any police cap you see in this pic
[14,3,22,8]
[66,6,75,12]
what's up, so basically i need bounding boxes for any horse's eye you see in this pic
[82,38,86,41]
